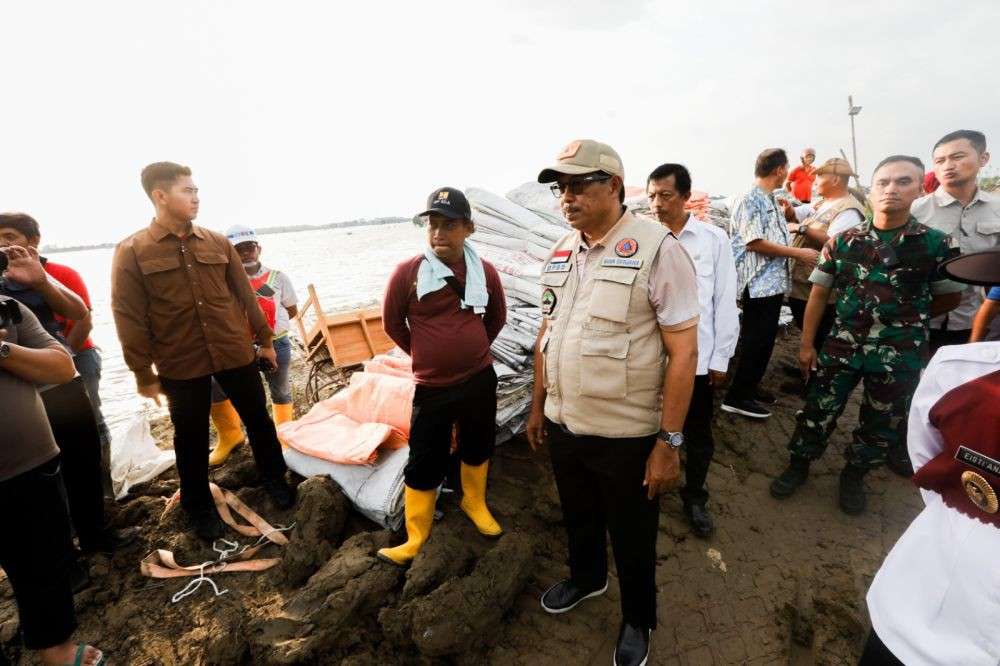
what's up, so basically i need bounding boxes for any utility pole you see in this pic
[848,95,862,181]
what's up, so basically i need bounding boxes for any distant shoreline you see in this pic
[40,217,409,254]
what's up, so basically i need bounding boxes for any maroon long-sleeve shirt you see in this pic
[382,255,507,387]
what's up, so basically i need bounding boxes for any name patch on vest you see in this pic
[544,262,572,273]
[956,446,1000,479]
[541,288,557,316]
[601,257,643,269]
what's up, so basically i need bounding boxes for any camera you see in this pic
[0,249,8,274]
[0,299,22,329]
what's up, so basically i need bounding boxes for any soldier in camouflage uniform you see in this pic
[770,155,963,515]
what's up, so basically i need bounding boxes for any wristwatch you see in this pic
[0,341,10,360]
[657,429,684,448]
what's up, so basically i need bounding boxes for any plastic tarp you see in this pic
[111,415,176,500]
[284,445,408,530]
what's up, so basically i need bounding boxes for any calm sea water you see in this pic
[55,223,425,433]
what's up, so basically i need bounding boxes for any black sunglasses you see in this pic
[549,173,612,197]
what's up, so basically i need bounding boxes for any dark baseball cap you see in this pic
[416,187,472,221]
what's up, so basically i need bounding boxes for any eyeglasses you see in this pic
[549,173,612,198]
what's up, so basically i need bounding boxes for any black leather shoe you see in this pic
[79,527,140,555]
[885,448,914,478]
[684,503,715,538]
[614,623,651,666]
[69,557,92,594]
[839,464,867,515]
[770,457,811,498]
[189,507,226,541]
[540,578,608,614]
[263,476,296,509]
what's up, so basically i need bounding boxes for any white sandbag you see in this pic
[525,242,551,261]
[471,232,526,251]
[466,187,549,231]
[472,209,525,238]
[110,414,176,500]
[530,222,570,243]
[506,182,570,227]
[283,445,408,530]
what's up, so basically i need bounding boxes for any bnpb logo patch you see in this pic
[615,238,638,258]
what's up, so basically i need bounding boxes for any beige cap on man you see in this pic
[537,139,624,183]
[814,157,857,177]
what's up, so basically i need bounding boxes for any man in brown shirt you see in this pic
[111,162,294,539]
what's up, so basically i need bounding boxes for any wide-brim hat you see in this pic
[939,249,1000,286]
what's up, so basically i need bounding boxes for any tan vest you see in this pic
[790,196,865,300]
[539,211,668,438]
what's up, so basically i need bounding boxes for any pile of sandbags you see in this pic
[466,185,563,443]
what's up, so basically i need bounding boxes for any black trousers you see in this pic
[0,457,78,649]
[858,629,904,665]
[546,419,658,629]
[405,365,497,490]
[160,362,287,514]
[788,297,837,353]
[928,327,970,358]
[725,289,784,402]
[680,375,714,507]
[41,377,106,545]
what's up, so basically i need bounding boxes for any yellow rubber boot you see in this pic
[272,403,294,448]
[209,400,245,466]
[272,403,294,426]
[459,461,503,537]
[377,486,437,566]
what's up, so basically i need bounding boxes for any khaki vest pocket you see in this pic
[579,332,629,398]
[588,270,636,323]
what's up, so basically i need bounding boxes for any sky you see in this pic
[2,0,998,246]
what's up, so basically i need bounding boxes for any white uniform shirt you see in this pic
[866,341,1000,666]
[792,200,865,238]
[911,187,1000,331]
[672,214,739,375]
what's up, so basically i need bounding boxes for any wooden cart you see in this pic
[293,284,395,368]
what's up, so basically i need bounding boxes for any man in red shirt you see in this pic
[378,187,507,566]
[785,147,817,202]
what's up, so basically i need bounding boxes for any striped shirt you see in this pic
[730,184,790,298]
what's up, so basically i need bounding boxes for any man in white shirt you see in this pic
[863,249,1000,665]
[647,163,739,537]
[911,129,999,355]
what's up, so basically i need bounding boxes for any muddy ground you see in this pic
[0,330,923,665]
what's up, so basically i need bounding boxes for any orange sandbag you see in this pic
[277,369,415,464]
[277,408,393,465]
